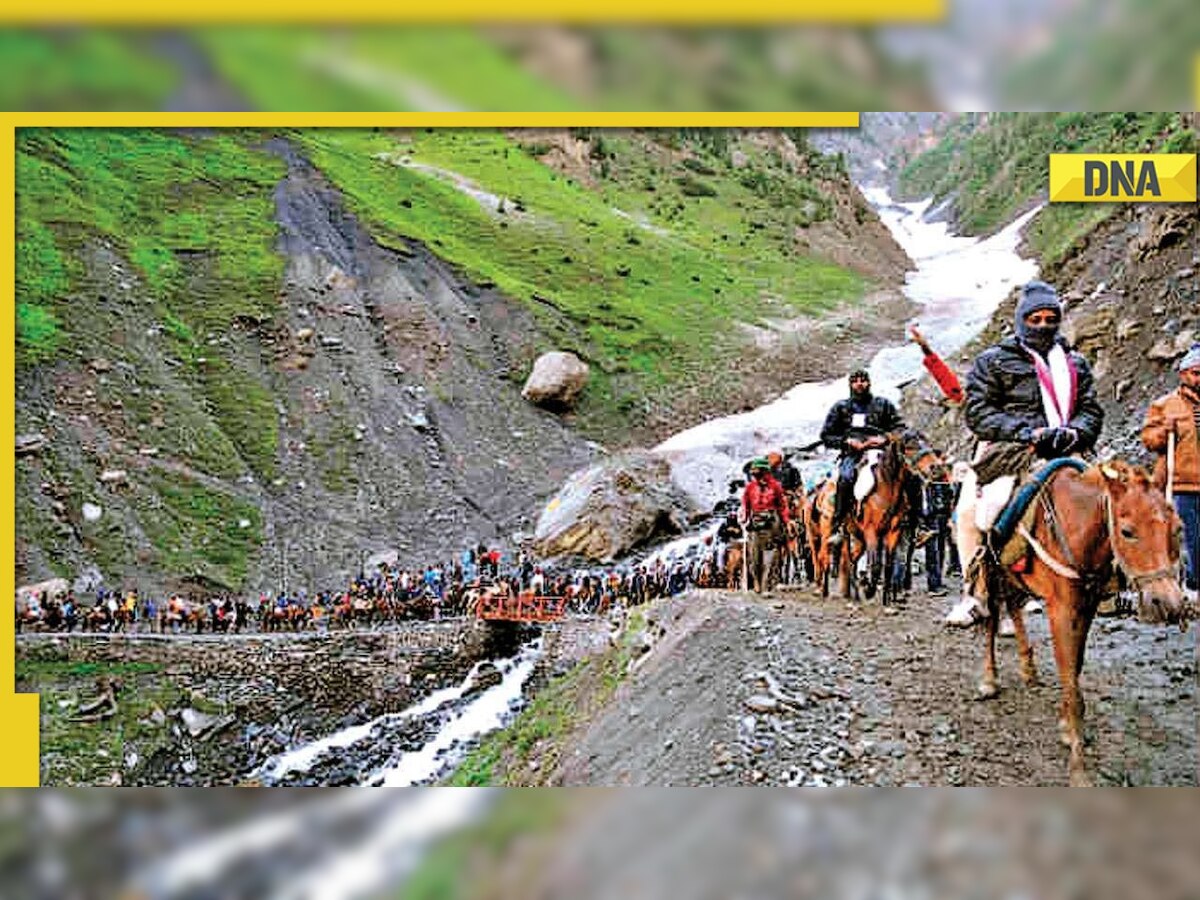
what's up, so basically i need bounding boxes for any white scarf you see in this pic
[1026,343,1076,428]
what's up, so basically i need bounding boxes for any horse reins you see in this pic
[1016,472,1181,595]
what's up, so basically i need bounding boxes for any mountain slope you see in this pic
[898,114,1199,465]
[16,127,907,594]
[895,112,1197,264]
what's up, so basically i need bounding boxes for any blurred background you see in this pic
[1,788,1198,899]
[0,0,1197,112]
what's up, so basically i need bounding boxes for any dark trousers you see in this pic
[833,454,859,526]
[925,516,950,591]
[1176,492,1199,590]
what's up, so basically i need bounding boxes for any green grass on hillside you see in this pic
[16,129,285,479]
[196,27,575,113]
[17,657,180,786]
[1001,0,1200,110]
[0,30,176,111]
[896,112,1195,265]
[296,129,861,404]
[140,473,265,591]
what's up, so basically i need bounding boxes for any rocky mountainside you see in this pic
[16,127,908,596]
[902,189,1198,466]
[810,112,949,188]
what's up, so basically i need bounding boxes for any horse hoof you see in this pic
[975,681,999,700]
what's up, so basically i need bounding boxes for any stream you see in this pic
[654,188,1041,515]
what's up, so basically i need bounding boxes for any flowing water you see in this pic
[253,639,543,787]
[655,189,1042,512]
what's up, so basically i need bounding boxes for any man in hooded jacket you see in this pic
[944,280,1104,625]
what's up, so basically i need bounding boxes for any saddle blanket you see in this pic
[853,449,883,502]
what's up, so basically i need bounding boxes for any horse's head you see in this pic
[1097,461,1188,628]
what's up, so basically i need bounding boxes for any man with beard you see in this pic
[1142,343,1200,601]
[820,368,905,548]
[946,280,1104,626]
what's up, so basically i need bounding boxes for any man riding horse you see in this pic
[820,368,905,549]
[947,280,1105,625]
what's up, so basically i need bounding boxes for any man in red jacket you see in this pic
[741,457,790,593]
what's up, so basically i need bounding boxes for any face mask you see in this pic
[1023,325,1058,353]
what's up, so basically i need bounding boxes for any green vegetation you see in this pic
[1002,0,1200,110]
[17,128,284,479]
[447,611,646,786]
[198,27,575,113]
[16,657,182,786]
[397,792,571,900]
[15,125,863,589]
[140,473,265,591]
[0,30,175,110]
[896,112,1196,264]
[297,128,861,429]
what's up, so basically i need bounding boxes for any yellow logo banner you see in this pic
[1049,154,1197,203]
[0,0,945,24]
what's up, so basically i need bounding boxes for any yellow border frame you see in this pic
[1,110,858,787]
[1,1,945,24]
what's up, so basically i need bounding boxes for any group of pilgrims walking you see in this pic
[16,282,1199,639]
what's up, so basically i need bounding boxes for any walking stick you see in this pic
[1166,430,1176,504]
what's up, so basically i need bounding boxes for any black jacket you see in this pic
[820,394,904,455]
[964,336,1103,450]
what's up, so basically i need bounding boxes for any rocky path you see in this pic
[546,585,1195,786]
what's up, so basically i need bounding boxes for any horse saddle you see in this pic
[853,449,883,502]
[988,458,1089,564]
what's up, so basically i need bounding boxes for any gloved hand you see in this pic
[1035,426,1078,457]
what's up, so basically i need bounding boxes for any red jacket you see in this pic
[742,474,790,524]
[923,351,964,405]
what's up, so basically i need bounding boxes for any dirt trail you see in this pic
[538,583,1196,786]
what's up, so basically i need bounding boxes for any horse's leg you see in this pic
[1009,599,1039,687]
[978,608,1000,699]
[977,565,1000,699]
[847,540,861,602]
[864,534,882,602]
[1045,589,1091,786]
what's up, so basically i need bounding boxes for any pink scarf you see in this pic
[1025,344,1077,428]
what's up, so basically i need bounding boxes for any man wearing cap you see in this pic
[741,457,790,593]
[1141,343,1200,598]
[820,368,906,548]
[946,280,1105,625]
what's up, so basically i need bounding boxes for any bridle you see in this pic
[1016,468,1188,625]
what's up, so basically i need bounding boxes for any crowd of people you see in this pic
[14,540,721,635]
[15,281,1198,636]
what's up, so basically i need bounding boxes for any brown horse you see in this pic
[850,434,911,606]
[774,488,811,587]
[809,478,859,599]
[978,459,1189,787]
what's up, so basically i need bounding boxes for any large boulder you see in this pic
[522,351,590,410]
[534,450,702,562]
